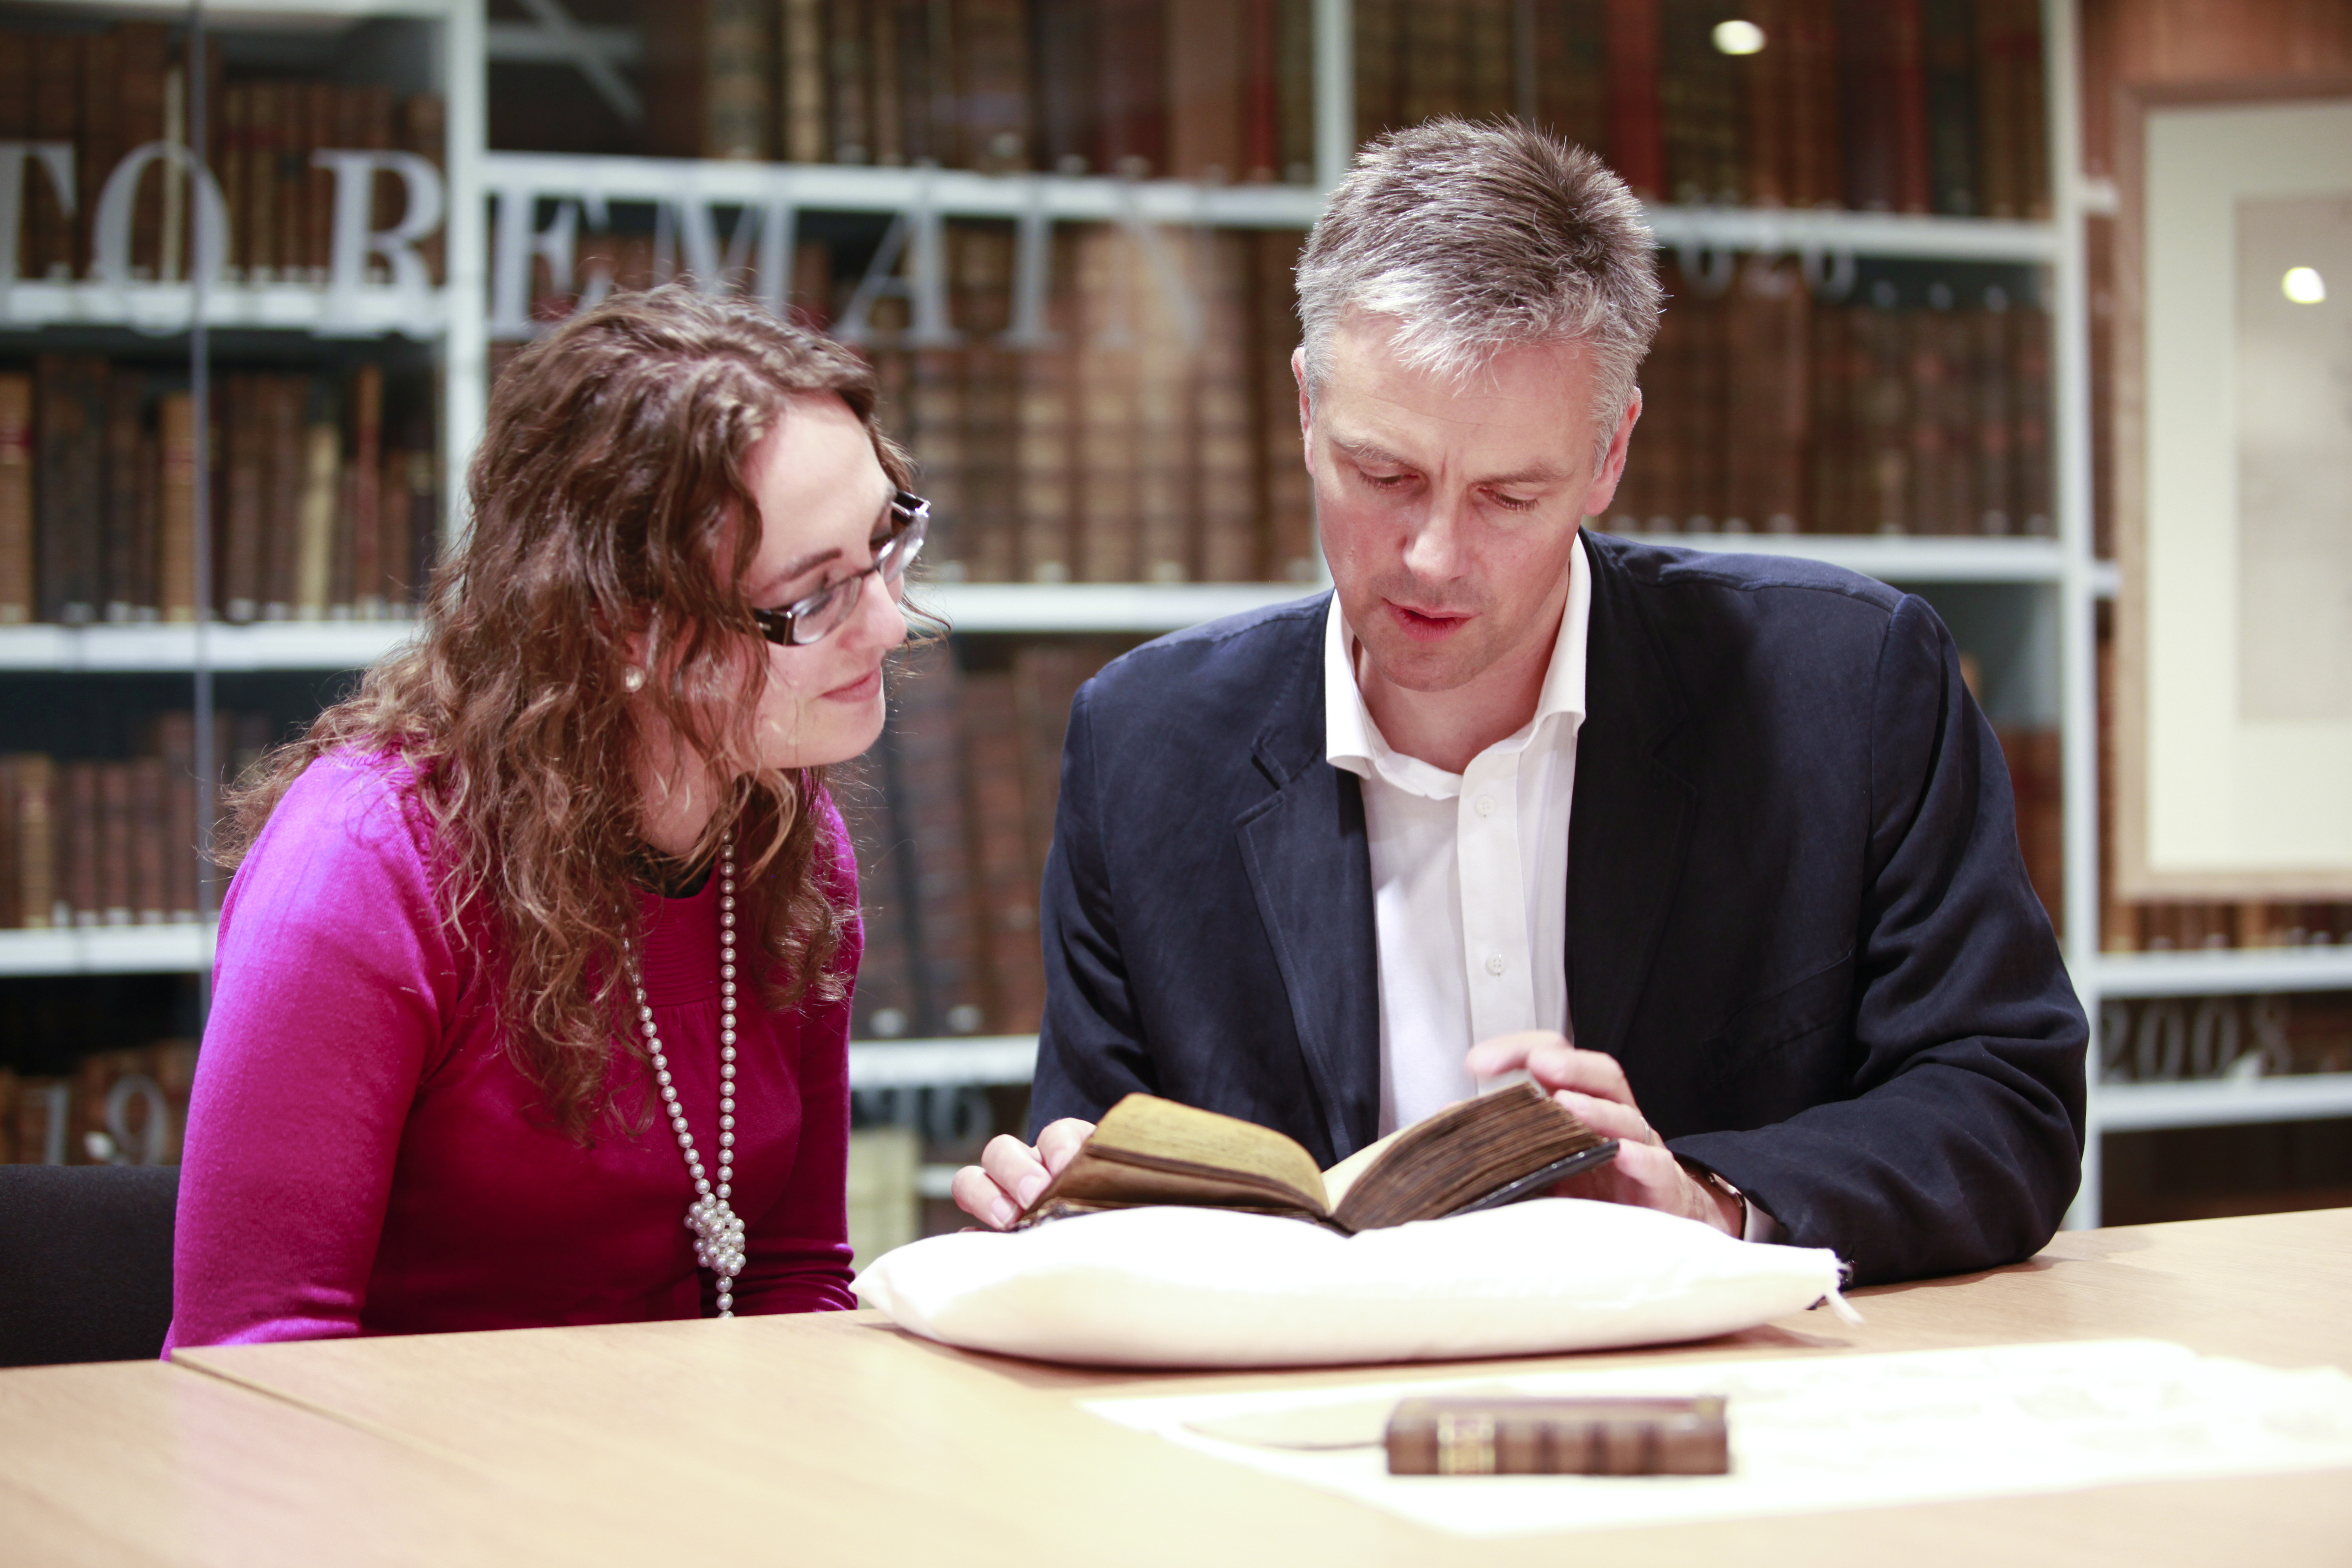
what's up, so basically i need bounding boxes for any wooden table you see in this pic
[5,1209,2348,1566]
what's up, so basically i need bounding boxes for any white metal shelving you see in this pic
[0,620,415,672]
[0,281,448,337]
[0,924,210,976]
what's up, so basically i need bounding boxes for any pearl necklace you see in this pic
[626,833,746,1318]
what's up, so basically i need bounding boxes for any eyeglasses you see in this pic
[749,491,929,648]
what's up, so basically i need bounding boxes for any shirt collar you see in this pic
[1324,531,1592,799]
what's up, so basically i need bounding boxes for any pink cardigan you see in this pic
[165,750,859,1350]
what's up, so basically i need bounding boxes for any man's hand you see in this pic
[949,1118,1096,1230]
[1465,1031,1744,1236]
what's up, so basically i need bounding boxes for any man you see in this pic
[952,120,2085,1284]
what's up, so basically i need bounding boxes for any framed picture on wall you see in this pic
[2114,82,2352,899]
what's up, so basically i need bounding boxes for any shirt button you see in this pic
[1485,953,1506,976]
[1475,795,1496,817]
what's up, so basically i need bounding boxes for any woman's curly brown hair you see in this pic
[220,285,911,1139]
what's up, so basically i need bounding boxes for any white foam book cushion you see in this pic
[852,1198,1851,1369]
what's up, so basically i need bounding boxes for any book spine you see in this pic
[1073,226,1139,582]
[1463,0,1514,121]
[1242,0,1280,182]
[11,753,54,929]
[30,35,78,281]
[958,671,1045,1032]
[349,365,383,616]
[1168,0,1246,185]
[1274,0,1315,181]
[1785,0,1842,209]
[0,373,31,624]
[1015,333,1077,583]
[102,371,145,622]
[955,0,1030,173]
[906,347,967,575]
[0,36,26,284]
[36,356,103,626]
[1094,0,1165,177]
[781,0,828,162]
[1387,1405,1729,1475]
[892,641,983,1034]
[1133,226,1196,585]
[1251,228,1315,582]
[1400,0,1466,126]
[248,80,283,281]
[294,382,340,618]
[1534,0,1608,155]
[869,3,905,165]
[828,0,874,163]
[841,752,917,1039]
[61,760,98,928]
[308,81,339,280]
[1194,229,1259,581]
[262,374,306,619]
[1604,0,1664,199]
[1920,0,1978,215]
[1739,0,1793,207]
[1885,0,1932,216]
[1904,298,1964,535]
[1351,0,1399,147]
[2011,294,2051,535]
[119,23,170,280]
[1028,0,1094,173]
[0,758,18,930]
[97,761,132,925]
[1857,290,1910,532]
[704,0,774,159]
[951,223,1019,582]
[77,30,121,281]
[221,374,263,622]
[1723,258,1810,533]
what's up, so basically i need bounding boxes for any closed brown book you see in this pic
[2011,291,2052,535]
[1352,0,1400,146]
[1997,725,2063,935]
[77,30,121,281]
[1739,0,1794,206]
[1400,0,1467,126]
[1250,227,1314,581]
[1803,302,1859,532]
[304,81,338,280]
[128,755,168,924]
[707,0,773,159]
[30,34,80,281]
[1132,226,1196,584]
[0,372,32,623]
[869,1,904,165]
[96,760,132,925]
[348,364,383,616]
[892,640,984,1034]
[1783,0,1842,209]
[59,759,100,928]
[1010,640,1122,883]
[1968,292,2014,534]
[1240,0,1279,182]
[1661,0,1741,206]
[1093,0,1164,176]
[1168,0,1245,184]
[118,23,171,280]
[156,392,197,620]
[1464,0,1513,120]
[1905,297,1968,536]
[220,83,253,278]
[1836,0,1893,211]
[1854,287,1911,533]
[959,0,1031,172]
[261,374,307,619]
[1029,0,1096,173]
[5,753,56,928]
[952,224,1019,582]
[0,758,18,928]
[1921,0,1977,215]
[220,374,263,622]
[838,756,917,1039]
[828,0,874,163]
[1723,258,1810,534]
[1884,0,1931,215]
[1274,0,1313,182]
[103,370,149,622]
[958,670,1044,1033]
[294,379,340,618]
[36,355,106,626]
[1388,1395,1728,1475]
[1193,228,1257,581]
[1019,1081,1615,1233]
[1533,0,1607,155]
[1605,0,1664,199]
[1072,228,1140,583]
[1013,242,1078,583]
[781,0,828,162]
[245,80,282,280]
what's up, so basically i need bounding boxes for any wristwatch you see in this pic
[1682,1162,1749,1237]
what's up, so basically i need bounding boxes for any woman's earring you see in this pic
[622,665,646,693]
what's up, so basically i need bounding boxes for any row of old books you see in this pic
[0,711,274,931]
[0,21,445,285]
[529,221,1318,585]
[1611,260,2051,537]
[0,1043,196,1164]
[2097,993,2352,1084]
[653,0,1319,184]
[0,358,440,627]
[1375,0,2050,218]
[841,636,1132,1039]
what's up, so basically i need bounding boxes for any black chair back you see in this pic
[0,1165,178,1367]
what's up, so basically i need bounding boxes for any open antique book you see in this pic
[1016,1081,1619,1234]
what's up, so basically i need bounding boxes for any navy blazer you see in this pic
[1029,532,2087,1285]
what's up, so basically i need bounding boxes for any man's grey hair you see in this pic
[1296,119,1664,454]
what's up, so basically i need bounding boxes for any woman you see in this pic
[166,286,920,1345]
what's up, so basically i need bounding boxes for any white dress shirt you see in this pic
[1325,534,1592,1136]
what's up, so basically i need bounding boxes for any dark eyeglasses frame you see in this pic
[748,491,929,648]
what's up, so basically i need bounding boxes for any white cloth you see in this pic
[1323,533,1591,1135]
[851,1200,1850,1369]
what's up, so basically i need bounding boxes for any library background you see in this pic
[0,0,2346,1258]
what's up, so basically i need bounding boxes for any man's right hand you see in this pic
[949,1117,1096,1230]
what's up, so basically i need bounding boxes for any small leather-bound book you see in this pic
[1016,1081,1617,1235]
[1386,1395,1730,1476]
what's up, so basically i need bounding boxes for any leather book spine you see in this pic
[347,365,383,616]
[36,356,105,626]
[1885,0,1932,216]
[1784,0,1841,209]
[952,223,1020,583]
[892,641,984,1035]
[129,756,167,925]
[1463,0,1513,122]
[77,30,121,281]
[262,374,307,619]
[954,0,1030,173]
[1739,0,1793,208]
[868,3,904,165]
[30,34,78,281]
[781,0,829,162]
[1834,0,1892,212]
[1534,0,1608,156]
[61,759,99,928]
[1250,228,1314,582]
[906,345,967,575]
[1723,259,1810,534]
[399,95,446,283]
[97,760,132,926]
[305,81,338,280]
[828,0,874,163]
[1093,0,1164,177]
[10,752,54,928]
[1168,0,1246,185]
[1399,0,1466,126]
[119,23,170,280]
[1803,301,1855,533]
[1193,229,1258,582]
[959,670,1046,1032]
[1274,0,1314,182]
[2011,290,2052,535]
[0,371,33,624]
[220,83,251,279]
[1351,0,1399,147]
[1921,0,1977,215]
[1028,0,1096,173]
[1905,301,1966,536]
[1387,1397,1731,1475]
[1604,0,1663,200]
[221,373,263,622]
[0,758,17,931]
[246,80,281,281]
[294,381,340,617]
[103,370,146,621]
[1072,225,1138,582]
[841,750,918,1040]
[1241,0,1279,183]
[1132,225,1196,585]
[272,81,312,285]
[1012,234,1077,583]
[706,0,774,159]
[1857,291,1910,533]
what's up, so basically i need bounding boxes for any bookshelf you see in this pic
[3,0,2343,1233]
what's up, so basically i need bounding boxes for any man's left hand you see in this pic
[1464,1031,1743,1236]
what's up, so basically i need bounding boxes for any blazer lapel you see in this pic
[1566,536,1698,1063]
[1235,605,1382,1161]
